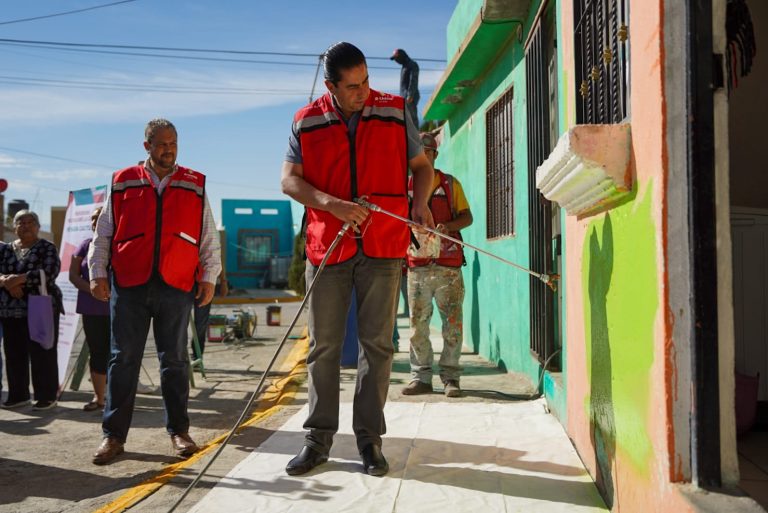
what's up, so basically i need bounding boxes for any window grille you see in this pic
[486,87,514,239]
[574,0,629,124]
[237,229,276,269]
[526,17,558,366]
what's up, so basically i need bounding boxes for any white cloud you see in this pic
[0,69,321,126]
[0,67,443,126]
[0,153,27,168]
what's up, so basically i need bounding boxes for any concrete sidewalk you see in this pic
[0,300,606,512]
[179,315,606,512]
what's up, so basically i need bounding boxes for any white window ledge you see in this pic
[535,123,632,217]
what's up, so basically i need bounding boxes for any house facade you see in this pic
[424,0,763,510]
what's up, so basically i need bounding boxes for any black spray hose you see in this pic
[355,198,560,291]
[166,222,352,513]
[484,349,561,402]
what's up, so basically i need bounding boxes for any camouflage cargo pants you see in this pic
[407,265,465,384]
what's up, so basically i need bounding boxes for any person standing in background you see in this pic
[69,207,110,411]
[191,270,228,361]
[89,118,221,464]
[402,133,473,398]
[390,48,420,126]
[0,210,64,410]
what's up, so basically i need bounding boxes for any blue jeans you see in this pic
[192,287,210,357]
[102,276,193,442]
[304,253,400,454]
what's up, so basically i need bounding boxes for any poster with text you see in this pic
[57,185,107,385]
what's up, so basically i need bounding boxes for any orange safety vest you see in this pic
[295,90,409,265]
[407,170,465,268]
[110,165,205,291]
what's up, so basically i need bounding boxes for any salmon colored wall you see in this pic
[562,0,693,510]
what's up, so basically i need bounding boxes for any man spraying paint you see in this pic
[281,41,435,477]
[402,132,473,398]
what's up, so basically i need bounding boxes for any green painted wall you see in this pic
[446,0,484,59]
[435,1,553,381]
[581,182,656,505]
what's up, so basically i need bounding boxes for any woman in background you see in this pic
[69,207,110,411]
[0,210,63,410]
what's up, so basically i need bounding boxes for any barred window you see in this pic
[486,87,514,239]
[238,230,275,269]
[574,0,629,124]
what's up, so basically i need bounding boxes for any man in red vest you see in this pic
[88,118,221,465]
[402,132,473,398]
[282,42,435,477]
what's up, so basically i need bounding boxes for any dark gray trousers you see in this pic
[304,252,400,454]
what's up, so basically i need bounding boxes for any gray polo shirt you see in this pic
[284,94,423,164]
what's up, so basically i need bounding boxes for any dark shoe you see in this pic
[285,446,328,476]
[360,444,389,476]
[33,400,58,410]
[83,401,104,412]
[93,437,124,465]
[1,399,31,409]
[443,380,461,398]
[402,380,433,396]
[171,433,200,459]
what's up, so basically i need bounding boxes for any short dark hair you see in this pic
[144,118,176,143]
[322,42,366,85]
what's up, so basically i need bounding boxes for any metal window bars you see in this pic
[526,18,557,367]
[485,87,515,240]
[575,0,629,124]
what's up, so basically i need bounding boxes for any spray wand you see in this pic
[355,198,559,292]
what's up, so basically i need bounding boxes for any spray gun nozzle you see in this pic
[542,274,560,292]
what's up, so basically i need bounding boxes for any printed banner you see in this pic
[57,185,107,385]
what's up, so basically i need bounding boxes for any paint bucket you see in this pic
[208,315,227,342]
[266,305,281,326]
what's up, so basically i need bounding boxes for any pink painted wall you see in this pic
[561,1,692,510]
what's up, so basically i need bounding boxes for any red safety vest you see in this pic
[110,165,205,291]
[407,170,465,268]
[295,90,409,265]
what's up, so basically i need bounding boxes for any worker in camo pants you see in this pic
[402,132,473,399]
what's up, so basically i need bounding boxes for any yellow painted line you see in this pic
[95,331,309,513]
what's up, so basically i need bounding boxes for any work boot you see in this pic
[443,379,461,398]
[402,380,433,396]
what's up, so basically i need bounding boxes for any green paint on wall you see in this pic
[582,181,656,494]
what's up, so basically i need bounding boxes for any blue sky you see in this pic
[0,0,456,229]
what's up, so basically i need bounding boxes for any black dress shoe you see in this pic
[360,444,389,476]
[285,446,328,475]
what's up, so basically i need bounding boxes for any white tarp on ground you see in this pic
[190,400,606,513]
